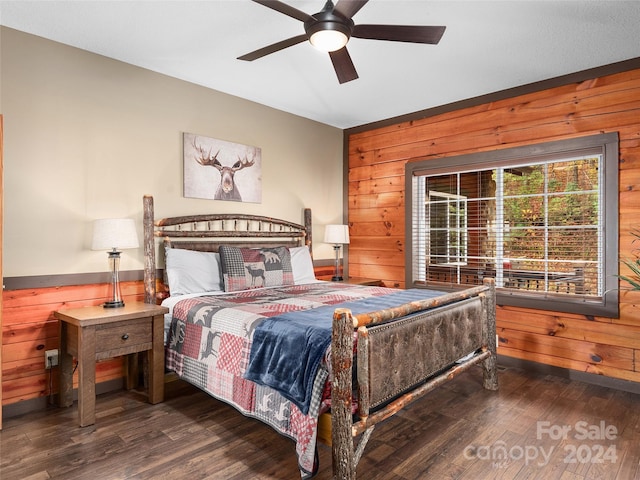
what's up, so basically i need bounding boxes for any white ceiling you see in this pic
[1,0,640,129]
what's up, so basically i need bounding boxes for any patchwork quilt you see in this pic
[164,282,441,478]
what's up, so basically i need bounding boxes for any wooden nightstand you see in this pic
[54,302,169,427]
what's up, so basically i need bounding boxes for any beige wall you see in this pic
[0,27,344,277]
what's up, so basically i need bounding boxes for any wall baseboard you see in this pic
[2,378,124,421]
[498,354,640,395]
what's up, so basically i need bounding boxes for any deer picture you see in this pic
[192,138,256,201]
[245,264,265,287]
[201,331,222,361]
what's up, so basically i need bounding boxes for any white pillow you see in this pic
[165,248,223,295]
[289,246,317,284]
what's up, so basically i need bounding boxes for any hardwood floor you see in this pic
[1,365,639,479]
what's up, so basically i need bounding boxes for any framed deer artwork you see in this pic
[183,132,262,203]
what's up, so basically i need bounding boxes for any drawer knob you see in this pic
[122,334,129,341]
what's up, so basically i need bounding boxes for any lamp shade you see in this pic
[91,218,139,251]
[324,224,350,245]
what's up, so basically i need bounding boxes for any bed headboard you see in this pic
[143,195,312,303]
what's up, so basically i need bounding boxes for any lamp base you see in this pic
[103,300,125,308]
[331,276,343,282]
[104,249,125,309]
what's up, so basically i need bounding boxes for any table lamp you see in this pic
[92,218,139,308]
[324,224,350,281]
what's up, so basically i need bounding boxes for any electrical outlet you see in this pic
[45,349,59,369]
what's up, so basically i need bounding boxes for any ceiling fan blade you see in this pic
[352,24,446,44]
[238,34,308,61]
[329,47,359,84]
[333,0,369,19]
[252,0,314,23]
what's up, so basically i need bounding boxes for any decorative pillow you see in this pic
[289,246,317,284]
[219,245,294,292]
[165,248,223,295]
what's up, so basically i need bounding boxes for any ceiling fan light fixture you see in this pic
[309,28,349,52]
[304,6,353,53]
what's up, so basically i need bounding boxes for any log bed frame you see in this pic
[142,195,498,479]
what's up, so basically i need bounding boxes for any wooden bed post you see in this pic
[303,208,312,254]
[331,307,356,480]
[482,277,499,390]
[143,195,156,304]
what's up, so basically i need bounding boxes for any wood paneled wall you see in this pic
[346,68,640,384]
[1,266,334,410]
[3,68,639,411]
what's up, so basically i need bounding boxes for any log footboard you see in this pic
[330,279,497,479]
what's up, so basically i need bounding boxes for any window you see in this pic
[428,191,467,265]
[406,133,619,317]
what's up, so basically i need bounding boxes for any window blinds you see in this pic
[414,154,602,298]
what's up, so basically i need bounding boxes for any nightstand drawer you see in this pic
[95,318,152,359]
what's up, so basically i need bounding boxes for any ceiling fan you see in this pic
[237,0,446,84]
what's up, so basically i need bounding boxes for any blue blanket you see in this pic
[244,288,443,414]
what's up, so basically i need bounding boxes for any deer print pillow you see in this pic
[219,245,294,292]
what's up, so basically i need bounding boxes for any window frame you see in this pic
[405,133,619,317]
[427,190,468,265]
